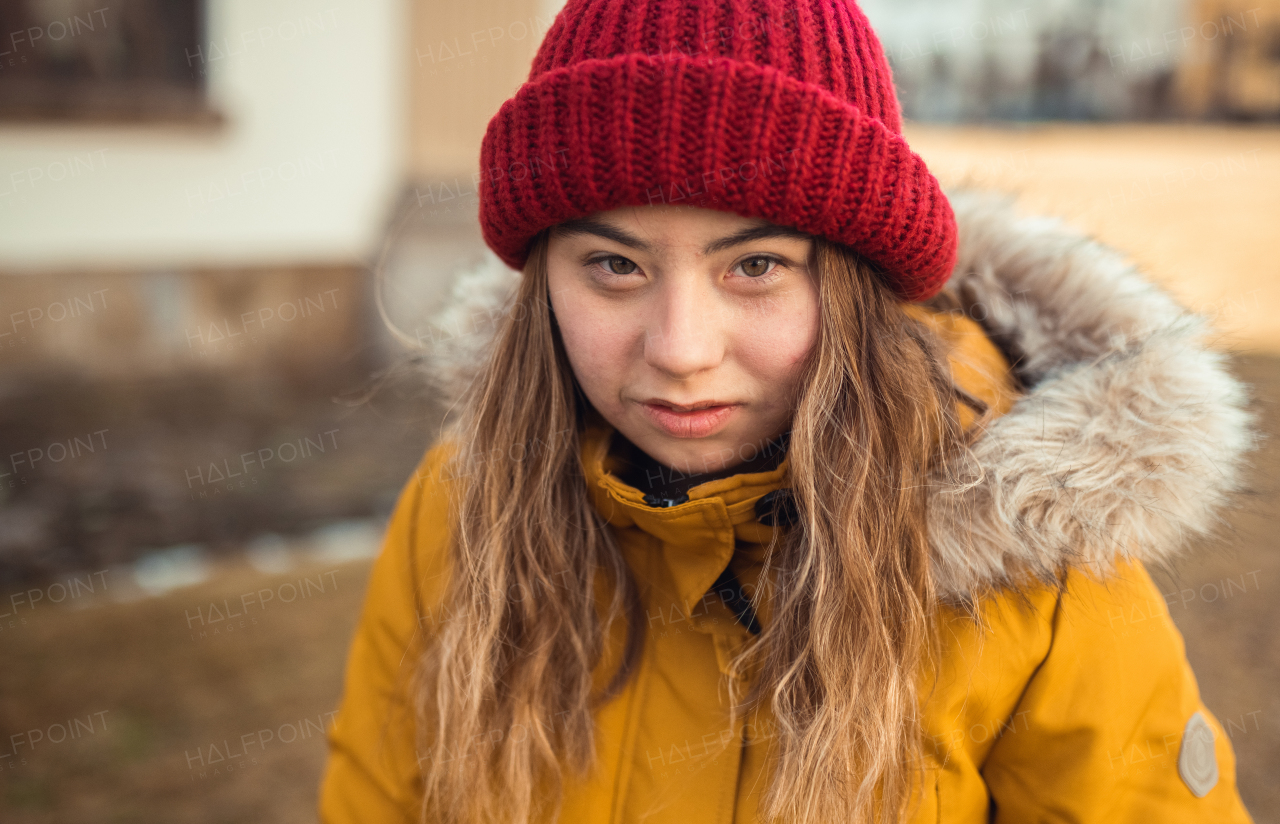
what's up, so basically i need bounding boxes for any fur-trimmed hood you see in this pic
[418,190,1259,601]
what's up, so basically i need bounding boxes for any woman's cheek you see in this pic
[736,300,818,387]
[558,303,633,411]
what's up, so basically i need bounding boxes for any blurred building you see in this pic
[0,0,570,581]
[1178,0,1280,118]
[861,0,1280,121]
[0,0,402,386]
[0,0,408,580]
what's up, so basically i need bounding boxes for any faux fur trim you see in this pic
[925,191,1257,599]
[417,190,1259,600]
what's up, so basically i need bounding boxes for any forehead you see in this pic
[551,204,812,254]
[595,204,761,234]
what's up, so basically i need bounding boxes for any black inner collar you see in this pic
[611,430,790,502]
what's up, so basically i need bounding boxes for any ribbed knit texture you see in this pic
[478,0,957,302]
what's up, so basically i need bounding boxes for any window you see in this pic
[0,0,214,123]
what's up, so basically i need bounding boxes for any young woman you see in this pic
[320,1,1258,822]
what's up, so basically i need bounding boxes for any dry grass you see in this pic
[0,558,371,824]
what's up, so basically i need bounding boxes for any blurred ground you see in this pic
[0,356,443,586]
[0,555,374,824]
[1,124,1277,821]
[1147,353,1280,821]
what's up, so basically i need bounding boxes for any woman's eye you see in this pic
[598,256,638,275]
[735,257,777,278]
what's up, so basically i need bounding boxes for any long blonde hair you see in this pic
[412,231,975,823]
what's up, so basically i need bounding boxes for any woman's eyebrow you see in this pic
[552,217,811,255]
[702,224,812,254]
[552,218,654,254]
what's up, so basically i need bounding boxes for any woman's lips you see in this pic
[638,401,740,439]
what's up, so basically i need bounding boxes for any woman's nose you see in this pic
[642,280,725,379]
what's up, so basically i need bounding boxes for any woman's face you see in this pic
[547,204,820,476]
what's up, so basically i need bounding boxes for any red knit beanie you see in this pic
[478,0,956,303]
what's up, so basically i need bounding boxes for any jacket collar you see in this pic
[422,189,1257,602]
[578,417,789,619]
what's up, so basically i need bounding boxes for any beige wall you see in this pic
[408,0,553,181]
[903,123,1280,353]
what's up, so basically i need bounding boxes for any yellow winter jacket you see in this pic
[319,195,1256,822]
